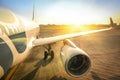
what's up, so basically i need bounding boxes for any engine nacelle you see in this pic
[60,39,91,77]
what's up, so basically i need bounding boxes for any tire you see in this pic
[50,50,54,59]
[44,51,48,60]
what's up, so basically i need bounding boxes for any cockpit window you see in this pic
[9,32,27,53]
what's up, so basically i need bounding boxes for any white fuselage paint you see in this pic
[0,8,40,78]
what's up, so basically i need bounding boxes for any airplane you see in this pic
[110,17,116,27]
[0,7,112,79]
[109,17,120,28]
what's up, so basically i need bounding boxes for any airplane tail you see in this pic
[32,4,35,21]
[110,17,114,27]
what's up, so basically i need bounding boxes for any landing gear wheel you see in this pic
[50,50,54,59]
[43,44,55,60]
[44,51,48,60]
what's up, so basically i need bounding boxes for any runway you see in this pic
[9,26,120,80]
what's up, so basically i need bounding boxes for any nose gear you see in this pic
[43,44,54,60]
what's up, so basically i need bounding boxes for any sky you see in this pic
[0,0,120,24]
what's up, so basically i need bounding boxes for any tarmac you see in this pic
[8,26,120,80]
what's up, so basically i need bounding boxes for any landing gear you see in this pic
[44,51,48,60]
[50,50,54,59]
[43,44,54,60]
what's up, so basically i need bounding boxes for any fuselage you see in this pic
[0,7,40,78]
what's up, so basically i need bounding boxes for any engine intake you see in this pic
[60,39,91,77]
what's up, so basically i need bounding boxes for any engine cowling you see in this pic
[60,39,91,77]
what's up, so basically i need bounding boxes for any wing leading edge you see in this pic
[32,27,112,47]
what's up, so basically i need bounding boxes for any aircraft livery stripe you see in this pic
[0,38,13,73]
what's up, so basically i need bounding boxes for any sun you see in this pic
[39,2,106,25]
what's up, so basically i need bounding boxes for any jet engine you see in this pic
[60,39,91,77]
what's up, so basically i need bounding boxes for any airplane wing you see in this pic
[32,27,112,46]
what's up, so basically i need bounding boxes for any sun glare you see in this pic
[39,2,106,25]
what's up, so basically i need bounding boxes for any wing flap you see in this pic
[32,27,112,46]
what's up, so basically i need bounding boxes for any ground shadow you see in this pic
[50,75,67,80]
[91,71,102,80]
[21,57,53,80]
[34,56,53,67]
[109,75,120,80]
[21,67,39,80]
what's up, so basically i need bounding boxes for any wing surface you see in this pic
[32,27,112,46]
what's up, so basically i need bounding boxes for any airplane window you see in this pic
[9,32,27,53]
